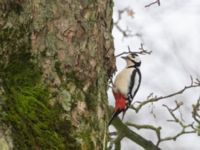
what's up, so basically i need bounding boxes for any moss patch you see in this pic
[0,34,79,150]
[0,51,64,149]
[85,85,98,111]
[0,23,79,149]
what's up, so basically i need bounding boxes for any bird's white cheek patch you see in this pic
[134,56,141,63]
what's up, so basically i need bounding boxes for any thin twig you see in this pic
[138,43,152,55]
[115,44,152,57]
[115,51,131,57]
[145,0,161,8]
[156,102,195,145]
[149,102,157,118]
[163,103,184,126]
[158,130,195,145]
[126,101,195,146]
[131,79,200,113]
[127,122,161,142]
[115,25,134,37]
[192,98,200,124]
[114,8,135,38]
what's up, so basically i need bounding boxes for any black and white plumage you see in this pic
[114,53,141,102]
[113,53,142,117]
[108,53,142,126]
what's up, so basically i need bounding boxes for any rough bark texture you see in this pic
[0,0,115,149]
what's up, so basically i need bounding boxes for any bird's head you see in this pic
[121,53,141,67]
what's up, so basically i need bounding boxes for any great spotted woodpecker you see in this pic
[108,53,142,126]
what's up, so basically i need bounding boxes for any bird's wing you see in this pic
[128,68,142,103]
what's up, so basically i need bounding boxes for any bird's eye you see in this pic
[131,53,137,58]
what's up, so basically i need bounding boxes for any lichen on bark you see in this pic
[0,0,115,149]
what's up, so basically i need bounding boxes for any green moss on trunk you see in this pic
[0,51,82,150]
[0,0,114,149]
[0,23,79,150]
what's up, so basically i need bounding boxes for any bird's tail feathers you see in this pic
[107,110,121,126]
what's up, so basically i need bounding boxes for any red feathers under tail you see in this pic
[108,90,127,126]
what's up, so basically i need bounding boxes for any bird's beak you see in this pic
[121,56,127,60]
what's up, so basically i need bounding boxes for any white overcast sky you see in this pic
[109,0,200,149]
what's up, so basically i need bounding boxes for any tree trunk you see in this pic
[0,0,115,149]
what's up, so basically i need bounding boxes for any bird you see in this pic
[108,53,142,126]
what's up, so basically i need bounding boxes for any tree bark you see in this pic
[0,0,115,149]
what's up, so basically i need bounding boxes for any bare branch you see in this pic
[190,75,194,86]
[125,101,196,147]
[127,122,161,132]
[139,43,152,54]
[114,23,134,37]
[163,102,184,126]
[192,98,200,124]
[115,51,130,58]
[127,122,161,142]
[114,8,135,38]
[194,78,200,85]
[149,102,157,118]
[131,80,200,112]
[115,44,152,57]
[156,102,195,145]
[111,116,161,150]
[159,130,195,145]
[145,0,161,8]
[114,135,123,150]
